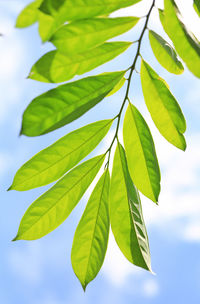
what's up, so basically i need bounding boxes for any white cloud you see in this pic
[0,17,27,122]
[142,278,159,297]
[102,232,144,287]
[183,222,200,242]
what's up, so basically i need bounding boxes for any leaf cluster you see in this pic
[11,0,200,289]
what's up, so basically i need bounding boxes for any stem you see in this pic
[105,0,155,168]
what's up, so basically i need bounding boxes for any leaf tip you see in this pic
[7,185,13,191]
[150,269,156,276]
[81,282,87,292]
[19,127,24,137]
[12,234,20,242]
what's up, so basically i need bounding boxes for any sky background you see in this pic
[0,0,200,303]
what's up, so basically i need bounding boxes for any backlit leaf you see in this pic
[123,103,160,203]
[10,120,112,191]
[40,0,142,21]
[71,169,110,290]
[16,0,43,28]
[110,142,152,271]
[13,155,105,241]
[160,0,200,78]
[107,77,126,97]
[38,11,59,42]
[149,30,184,74]
[50,17,139,55]
[141,60,186,150]
[21,71,125,136]
[29,42,131,83]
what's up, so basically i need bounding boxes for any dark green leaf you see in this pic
[50,17,139,55]
[149,30,184,74]
[13,155,105,240]
[141,60,186,150]
[160,0,200,78]
[21,71,125,137]
[110,142,152,271]
[39,0,142,21]
[29,42,131,83]
[16,0,43,28]
[123,103,160,203]
[10,120,112,191]
[71,169,110,290]
[194,0,200,17]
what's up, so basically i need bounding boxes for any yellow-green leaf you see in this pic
[21,71,125,137]
[149,30,184,74]
[29,42,131,83]
[38,11,61,42]
[16,0,43,28]
[9,120,112,191]
[141,60,186,150]
[50,17,139,55]
[123,103,160,202]
[39,0,142,21]
[71,169,110,290]
[13,155,105,241]
[160,0,200,78]
[110,142,152,271]
[107,77,126,97]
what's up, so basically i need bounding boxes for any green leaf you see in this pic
[16,0,43,28]
[107,77,126,97]
[141,60,186,150]
[21,71,125,137]
[123,103,160,203]
[50,17,139,55]
[10,120,112,191]
[149,30,184,75]
[38,11,61,42]
[13,155,105,241]
[29,42,132,83]
[160,0,200,78]
[39,0,142,21]
[194,0,200,17]
[71,169,110,290]
[38,1,141,42]
[110,142,152,271]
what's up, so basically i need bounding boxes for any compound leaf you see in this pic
[13,155,105,241]
[50,17,139,55]
[110,142,152,271]
[141,60,186,150]
[123,103,160,203]
[21,71,125,137]
[160,0,200,78]
[10,120,112,191]
[149,30,184,74]
[29,42,131,83]
[71,169,110,290]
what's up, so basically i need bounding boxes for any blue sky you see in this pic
[0,0,200,303]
